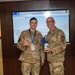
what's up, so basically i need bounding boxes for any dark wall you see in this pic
[0,0,75,75]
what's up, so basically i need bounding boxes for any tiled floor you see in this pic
[0,39,3,75]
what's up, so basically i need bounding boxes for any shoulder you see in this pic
[56,28,65,36]
[21,29,29,34]
[36,30,43,36]
[56,27,65,34]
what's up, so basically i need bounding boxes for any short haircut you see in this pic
[30,17,37,22]
[46,17,55,21]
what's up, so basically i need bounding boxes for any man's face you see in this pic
[46,18,55,29]
[30,20,37,30]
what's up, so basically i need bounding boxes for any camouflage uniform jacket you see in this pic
[17,29,45,63]
[46,27,66,62]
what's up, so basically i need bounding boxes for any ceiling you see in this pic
[0,0,46,2]
[0,0,27,2]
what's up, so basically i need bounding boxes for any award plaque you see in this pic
[44,43,49,50]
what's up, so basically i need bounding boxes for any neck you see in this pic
[30,28,35,32]
[50,26,55,31]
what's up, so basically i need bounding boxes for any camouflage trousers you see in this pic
[21,62,40,75]
[49,62,64,75]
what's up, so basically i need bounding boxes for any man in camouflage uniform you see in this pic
[44,17,67,75]
[17,17,45,75]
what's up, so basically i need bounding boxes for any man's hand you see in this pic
[44,48,51,53]
[23,39,30,46]
[41,59,44,66]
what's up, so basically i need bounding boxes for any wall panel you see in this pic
[0,0,75,75]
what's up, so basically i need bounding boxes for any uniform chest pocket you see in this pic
[50,34,58,42]
[34,37,41,44]
[35,44,40,51]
